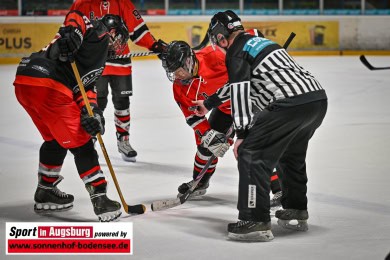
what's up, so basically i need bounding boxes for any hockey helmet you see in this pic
[208,10,244,49]
[100,14,129,58]
[161,40,199,82]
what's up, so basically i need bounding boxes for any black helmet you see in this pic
[99,14,129,58]
[161,40,198,82]
[208,10,244,48]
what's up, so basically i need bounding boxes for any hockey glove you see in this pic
[150,39,168,60]
[58,26,83,62]
[201,129,230,157]
[80,105,105,136]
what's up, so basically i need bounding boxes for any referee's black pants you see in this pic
[237,99,327,222]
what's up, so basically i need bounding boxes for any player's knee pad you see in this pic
[39,140,67,165]
[112,96,129,110]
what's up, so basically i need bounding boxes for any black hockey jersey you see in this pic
[14,10,109,97]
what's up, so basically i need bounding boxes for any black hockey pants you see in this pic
[237,99,327,222]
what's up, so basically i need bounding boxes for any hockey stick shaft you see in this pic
[114,34,210,59]
[283,32,296,50]
[114,51,157,59]
[360,55,390,70]
[192,32,210,51]
[70,62,145,214]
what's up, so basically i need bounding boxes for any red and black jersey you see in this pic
[70,0,156,76]
[173,29,264,145]
[14,10,109,99]
[173,46,229,145]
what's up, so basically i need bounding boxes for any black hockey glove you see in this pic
[201,129,231,157]
[58,26,83,62]
[80,105,105,136]
[150,39,168,60]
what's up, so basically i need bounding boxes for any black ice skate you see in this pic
[86,184,122,222]
[117,135,137,162]
[270,191,283,209]
[275,209,309,231]
[177,179,209,198]
[34,178,74,213]
[227,220,274,242]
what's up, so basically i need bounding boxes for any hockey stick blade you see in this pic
[127,204,146,214]
[150,172,207,211]
[151,126,234,212]
[151,188,194,211]
[360,55,390,70]
[151,198,181,211]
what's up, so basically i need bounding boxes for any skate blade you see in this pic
[228,230,274,242]
[34,202,73,213]
[98,210,122,222]
[277,219,308,231]
[177,189,207,199]
[121,154,136,162]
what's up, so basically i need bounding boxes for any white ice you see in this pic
[0,56,389,260]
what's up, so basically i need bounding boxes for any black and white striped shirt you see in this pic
[222,32,326,138]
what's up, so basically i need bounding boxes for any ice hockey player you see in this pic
[160,39,282,204]
[13,11,130,222]
[205,10,327,241]
[71,0,167,162]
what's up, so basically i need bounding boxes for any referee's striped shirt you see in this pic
[223,32,326,138]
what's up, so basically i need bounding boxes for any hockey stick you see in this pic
[114,51,157,59]
[114,34,210,59]
[192,32,210,51]
[283,32,296,50]
[151,155,216,211]
[116,31,289,59]
[360,55,390,70]
[151,126,234,211]
[70,62,146,215]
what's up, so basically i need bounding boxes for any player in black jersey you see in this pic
[14,11,129,222]
[202,10,328,241]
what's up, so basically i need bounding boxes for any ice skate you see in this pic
[227,220,274,242]
[270,191,282,210]
[177,179,209,198]
[34,181,74,213]
[86,184,122,222]
[117,135,137,162]
[275,209,309,231]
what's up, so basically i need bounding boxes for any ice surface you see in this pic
[0,56,389,260]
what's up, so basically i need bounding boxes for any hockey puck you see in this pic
[128,204,146,214]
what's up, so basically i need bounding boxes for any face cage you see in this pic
[208,20,230,50]
[164,54,198,83]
